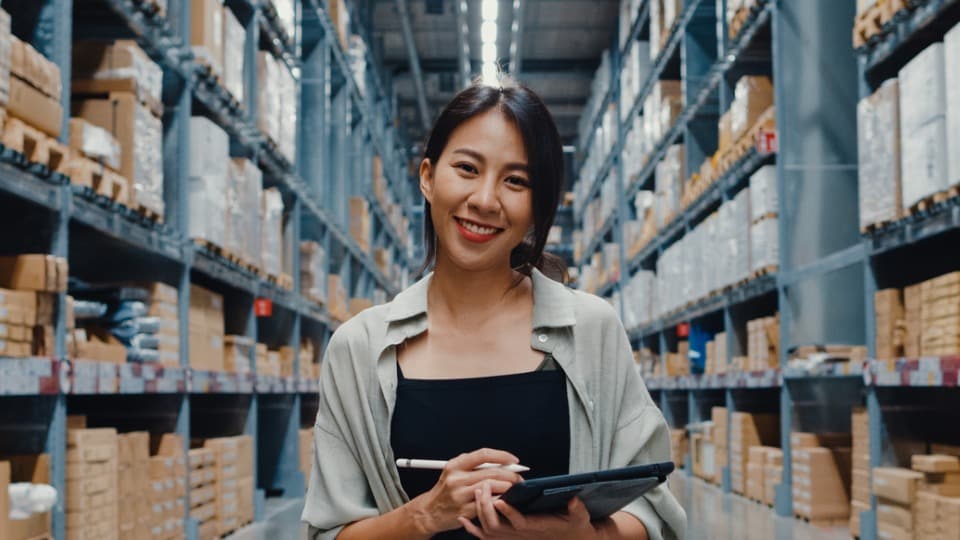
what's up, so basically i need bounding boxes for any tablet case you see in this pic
[500,461,674,520]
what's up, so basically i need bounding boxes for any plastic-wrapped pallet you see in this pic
[224,162,245,258]
[654,144,685,228]
[749,165,778,222]
[899,43,947,208]
[261,188,284,278]
[946,22,960,186]
[857,78,902,229]
[348,35,367,97]
[68,118,122,171]
[256,51,281,144]
[191,0,225,77]
[222,7,245,104]
[231,159,263,268]
[750,216,779,275]
[277,60,297,163]
[189,117,229,247]
[132,102,164,216]
[732,189,751,283]
[731,76,773,141]
[272,0,296,39]
[301,241,327,304]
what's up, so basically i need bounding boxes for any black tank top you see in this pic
[390,355,571,539]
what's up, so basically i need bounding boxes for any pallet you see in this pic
[860,218,895,234]
[219,518,253,538]
[878,0,909,25]
[794,515,849,528]
[853,4,883,48]
[65,157,129,202]
[907,184,960,216]
[752,212,778,224]
[194,57,223,86]
[131,0,166,18]
[134,203,164,224]
[194,238,225,257]
[729,6,750,40]
[750,264,778,280]
[1,117,69,174]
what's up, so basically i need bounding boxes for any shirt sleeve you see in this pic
[302,333,380,539]
[607,317,688,540]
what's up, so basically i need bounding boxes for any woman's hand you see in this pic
[406,448,525,535]
[458,482,598,540]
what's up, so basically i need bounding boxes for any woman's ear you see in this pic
[419,158,434,203]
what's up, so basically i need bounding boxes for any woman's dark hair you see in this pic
[419,75,568,282]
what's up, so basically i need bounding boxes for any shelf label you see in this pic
[255,298,273,317]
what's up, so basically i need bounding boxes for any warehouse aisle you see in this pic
[672,474,850,540]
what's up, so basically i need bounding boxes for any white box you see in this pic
[946,22,960,185]
[749,165,778,222]
[898,43,946,130]
[222,8,245,105]
[858,79,901,228]
[901,118,948,208]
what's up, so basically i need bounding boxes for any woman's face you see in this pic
[420,109,533,272]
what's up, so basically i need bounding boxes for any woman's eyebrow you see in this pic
[451,148,528,172]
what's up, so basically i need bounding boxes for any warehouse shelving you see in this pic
[576,0,865,529]
[0,0,415,538]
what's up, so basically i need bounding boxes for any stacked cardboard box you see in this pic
[301,241,327,305]
[255,347,281,377]
[191,0,225,76]
[224,335,253,374]
[712,407,728,485]
[203,436,255,535]
[189,447,219,540]
[791,432,852,522]
[327,274,349,322]
[653,144,685,229]
[746,446,778,503]
[899,42,948,209]
[904,283,922,358]
[117,432,150,539]
[222,6,244,104]
[7,34,63,137]
[134,282,180,368]
[68,117,122,171]
[670,428,688,469]
[730,413,779,495]
[690,424,715,482]
[255,51,297,162]
[874,467,923,540]
[149,434,187,540]
[0,9,10,106]
[299,428,313,485]
[949,23,960,187]
[730,76,773,142]
[190,285,225,372]
[912,454,960,540]
[0,454,52,540]
[298,338,317,380]
[189,117,229,249]
[763,448,783,506]
[0,280,58,358]
[746,315,779,371]
[920,272,960,356]
[226,158,264,268]
[349,197,372,253]
[857,79,902,229]
[66,420,119,540]
[876,288,906,360]
[73,40,164,217]
[851,409,871,537]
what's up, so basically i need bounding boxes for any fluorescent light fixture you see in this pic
[482,42,498,63]
[482,62,499,85]
[481,20,498,43]
[562,145,576,153]
[482,0,499,21]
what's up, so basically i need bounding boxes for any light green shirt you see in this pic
[302,268,687,540]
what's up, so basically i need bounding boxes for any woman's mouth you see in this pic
[454,217,504,243]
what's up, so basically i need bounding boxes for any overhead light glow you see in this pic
[481,0,499,21]
[481,20,498,43]
[482,62,499,85]
[482,42,498,63]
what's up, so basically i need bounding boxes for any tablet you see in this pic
[499,461,675,520]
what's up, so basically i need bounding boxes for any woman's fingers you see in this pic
[458,516,485,539]
[448,448,519,472]
[494,499,527,529]
[478,483,501,532]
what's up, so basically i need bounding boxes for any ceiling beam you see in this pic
[395,0,431,131]
[390,57,599,74]
[453,0,471,88]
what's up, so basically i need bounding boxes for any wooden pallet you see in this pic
[219,518,253,538]
[1,116,69,173]
[750,264,778,279]
[853,4,883,48]
[134,203,164,224]
[132,0,166,18]
[752,211,778,224]
[879,0,909,25]
[794,515,849,528]
[279,273,294,290]
[907,184,960,216]
[194,57,223,86]
[729,6,750,40]
[860,217,895,234]
[65,157,129,202]
[194,238,224,257]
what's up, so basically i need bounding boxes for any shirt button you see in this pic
[537,334,548,343]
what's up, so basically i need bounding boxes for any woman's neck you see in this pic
[428,255,526,325]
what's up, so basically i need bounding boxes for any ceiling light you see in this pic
[481,20,498,43]
[482,42,498,63]
[482,0,499,21]
[482,62,499,85]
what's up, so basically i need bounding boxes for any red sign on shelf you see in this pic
[677,323,690,338]
[254,298,273,317]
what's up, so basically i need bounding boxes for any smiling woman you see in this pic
[302,76,686,540]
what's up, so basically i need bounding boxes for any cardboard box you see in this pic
[874,467,923,505]
[349,197,371,253]
[913,454,960,473]
[68,118,122,171]
[947,21,960,186]
[7,73,62,137]
[326,0,350,50]
[10,36,61,100]
[73,92,164,215]
[0,455,52,540]
[72,40,163,107]
[191,0,225,76]
[0,254,60,292]
[877,522,913,540]
[730,75,773,141]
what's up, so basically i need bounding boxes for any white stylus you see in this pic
[396,458,530,473]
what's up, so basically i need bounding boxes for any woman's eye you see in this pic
[506,176,531,188]
[456,163,478,174]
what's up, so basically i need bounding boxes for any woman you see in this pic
[303,76,686,540]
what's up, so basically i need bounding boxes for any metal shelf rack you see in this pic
[575,0,872,527]
[0,1,415,538]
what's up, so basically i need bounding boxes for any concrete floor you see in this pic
[226,473,852,539]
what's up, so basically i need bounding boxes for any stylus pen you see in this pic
[396,458,530,473]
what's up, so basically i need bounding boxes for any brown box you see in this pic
[349,197,371,253]
[0,455,52,540]
[9,36,60,100]
[0,255,60,292]
[873,467,923,505]
[877,502,914,529]
[913,454,960,473]
[730,75,774,141]
[191,0,225,76]
[68,117,122,171]
[904,283,922,357]
[326,0,350,50]
[877,522,913,540]
[7,73,62,137]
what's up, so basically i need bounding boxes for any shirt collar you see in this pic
[384,267,576,329]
